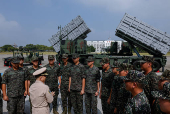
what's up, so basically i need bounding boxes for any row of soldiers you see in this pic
[1,53,170,114]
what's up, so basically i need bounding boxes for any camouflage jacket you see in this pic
[70,63,86,91]
[85,65,101,93]
[101,68,115,97]
[111,75,119,106]
[163,82,170,92]
[27,66,42,86]
[0,75,2,99]
[44,64,60,91]
[116,76,131,111]
[2,67,28,97]
[143,71,159,105]
[59,62,72,89]
[20,66,28,71]
[124,91,151,114]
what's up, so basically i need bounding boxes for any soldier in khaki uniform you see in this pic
[29,67,55,114]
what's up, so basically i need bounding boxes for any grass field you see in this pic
[1,52,170,56]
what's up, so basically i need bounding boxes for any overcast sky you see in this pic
[0,0,170,47]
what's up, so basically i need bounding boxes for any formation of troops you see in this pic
[0,53,170,114]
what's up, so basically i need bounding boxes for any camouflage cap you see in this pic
[160,69,170,80]
[31,56,38,61]
[72,53,79,59]
[18,55,24,59]
[11,57,20,63]
[117,63,133,71]
[62,54,68,59]
[100,57,109,66]
[139,56,155,63]
[86,56,95,62]
[152,90,170,101]
[123,70,145,83]
[33,67,48,77]
[111,61,120,68]
[48,55,55,60]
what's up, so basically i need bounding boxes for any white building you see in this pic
[87,40,126,53]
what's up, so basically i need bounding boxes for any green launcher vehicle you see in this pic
[49,14,169,72]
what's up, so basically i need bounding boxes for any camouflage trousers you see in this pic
[70,90,83,114]
[7,95,25,114]
[61,88,71,108]
[52,91,59,108]
[101,96,111,114]
[0,98,2,114]
[85,92,97,114]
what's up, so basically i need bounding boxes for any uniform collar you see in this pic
[35,80,45,84]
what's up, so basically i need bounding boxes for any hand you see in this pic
[80,90,85,95]
[107,98,111,105]
[159,80,169,90]
[24,90,28,96]
[114,108,117,113]
[68,88,70,92]
[51,91,55,96]
[3,95,9,101]
[58,84,61,89]
[28,92,30,96]
[99,93,101,99]
[95,91,99,96]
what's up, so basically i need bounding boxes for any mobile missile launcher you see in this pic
[49,14,169,72]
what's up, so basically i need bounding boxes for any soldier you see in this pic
[1,57,28,114]
[59,54,72,114]
[68,53,86,114]
[124,70,151,114]
[44,55,60,114]
[85,56,101,114]
[29,67,55,114]
[152,70,170,114]
[114,63,132,114]
[0,73,2,114]
[18,55,28,71]
[27,56,42,113]
[99,57,115,114]
[139,56,162,113]
[110,61,120,113]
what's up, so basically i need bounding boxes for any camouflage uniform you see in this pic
[85,56,101,114]
[44,55,60,111]
[124,70,151,114]
[2,57,27,114]
[59,56,72,113]
[110,61,120,112]
[115,63,132,114]
[0,74,2,114]
[27,56,42,114]
[139,56,162,114]
[100,58,115,114]
[70,53,86,114]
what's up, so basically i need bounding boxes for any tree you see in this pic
[87,45,95,52]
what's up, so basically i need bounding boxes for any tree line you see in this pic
[0,44,55,52]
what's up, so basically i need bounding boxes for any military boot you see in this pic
[53,108,59,114]
[61,107,67,114]
[68,107,71,114]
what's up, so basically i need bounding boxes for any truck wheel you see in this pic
[133,61,142,71]
[152,61,161,72]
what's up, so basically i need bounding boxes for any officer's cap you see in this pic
[138,56,155,64]
[62,54,68,59]
[72,53,79,59]
[48,55,55,60]
[33,67,48,77]
[100,57,109,66]
[86,56,95,62]
[123,70,145,83]
[31,56,39,61]
[11,57,20,64]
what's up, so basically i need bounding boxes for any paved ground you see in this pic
[0,54,170,114]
